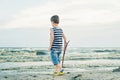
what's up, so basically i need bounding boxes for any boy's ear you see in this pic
[51,21,53,24]
[51,21,54,23]
[51,21,55,25]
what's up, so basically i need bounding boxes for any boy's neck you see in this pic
[53,24,59,28]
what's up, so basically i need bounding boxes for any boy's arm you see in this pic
[63,33,67,47]
[49,28,54,51]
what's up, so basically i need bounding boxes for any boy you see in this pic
[49,15,67,75]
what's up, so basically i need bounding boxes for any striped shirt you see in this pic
[51,27,63,50]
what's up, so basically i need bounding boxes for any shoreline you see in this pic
[0,59,120,68]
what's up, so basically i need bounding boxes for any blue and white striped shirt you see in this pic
[51,27,63,50]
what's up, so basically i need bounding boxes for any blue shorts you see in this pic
[50,49,62,65]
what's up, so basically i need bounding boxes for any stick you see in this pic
[62,40,70,68]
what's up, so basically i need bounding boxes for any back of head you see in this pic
[50,15,59,24]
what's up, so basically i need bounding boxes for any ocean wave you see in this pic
[93,50,120,53]
[36,50,48,55]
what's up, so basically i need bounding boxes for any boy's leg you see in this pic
[55,64,61,72]
[55,51,62,71]
[57,52,61,64]
[50,50,61,72]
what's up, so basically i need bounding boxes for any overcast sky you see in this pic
[0,0,120,47]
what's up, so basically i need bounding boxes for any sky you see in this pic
[0,0,120,47]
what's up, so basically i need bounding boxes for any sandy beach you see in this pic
[0,60,120,80]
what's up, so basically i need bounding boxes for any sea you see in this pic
[0,47,120,62]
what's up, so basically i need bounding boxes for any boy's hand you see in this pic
[64,41,67,47]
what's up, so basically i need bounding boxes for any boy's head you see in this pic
[50,15,59,25]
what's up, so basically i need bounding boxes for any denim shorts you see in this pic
[50,49,62,65]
